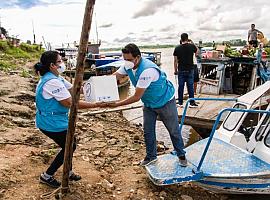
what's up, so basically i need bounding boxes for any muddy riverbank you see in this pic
[0,67,249,200]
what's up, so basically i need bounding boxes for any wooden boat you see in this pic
[197,45,269,96]
[63,50,162,88]
[180,47,270,137]
[145,81,270,194]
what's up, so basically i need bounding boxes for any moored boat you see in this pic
[145,81,270,194]
[63,48,162,88]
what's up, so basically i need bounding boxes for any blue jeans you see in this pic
[178,69,195,105]
[143,98,186,159]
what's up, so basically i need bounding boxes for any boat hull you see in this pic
[196,176,270,194]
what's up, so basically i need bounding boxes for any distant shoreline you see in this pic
[100,44,175,51]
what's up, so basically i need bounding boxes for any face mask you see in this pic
[124,60,134,70]
[57,63,66,74]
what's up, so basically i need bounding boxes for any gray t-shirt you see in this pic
[248,29,259,41]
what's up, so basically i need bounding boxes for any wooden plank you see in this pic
[177,94,238,130]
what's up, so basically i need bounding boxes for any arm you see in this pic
[60,97,102,109]
[113,71,127,80]
[256,29,263,34]
[107,87,145,107]
[195,45,199,56]
[174,56,178,75]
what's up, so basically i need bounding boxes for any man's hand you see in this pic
[105,101,119,108]
[96,102,110,108]
[95,101,119,108]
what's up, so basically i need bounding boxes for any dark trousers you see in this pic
[40,129,77,176]
[178,69,195,105]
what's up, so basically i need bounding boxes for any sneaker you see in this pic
[189,103,198,108]
[177,104,184,108]
[178,155,188,167]
[40,173,61,188]
[69,172,82,181]
[140,157,158,166]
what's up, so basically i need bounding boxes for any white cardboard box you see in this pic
[83,75,120,102]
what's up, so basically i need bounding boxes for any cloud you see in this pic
[113,36,135,43]
[99,23,113,28]
[0,0,47,9]
[1,0,270,48]
[0,0,81,9]
[133,0,174,18]
[159,25,176,32]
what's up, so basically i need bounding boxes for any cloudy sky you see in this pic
[1,0,270,48]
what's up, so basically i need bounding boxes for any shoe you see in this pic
[177,104,184,108]
[178,155,188,167]
[69,172,82,181]
[40,173,61,188]
[189,103,198,108]
[140,157,157,166]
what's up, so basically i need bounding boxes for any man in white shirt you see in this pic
[106,43,187,167]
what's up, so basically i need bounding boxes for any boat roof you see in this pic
[237,81,270,105]
[186,138,270,177]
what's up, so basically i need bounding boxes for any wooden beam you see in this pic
[61,0,96,194]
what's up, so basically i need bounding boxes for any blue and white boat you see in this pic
[145,81,270,194]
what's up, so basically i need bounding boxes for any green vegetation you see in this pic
[203,39,247,47]
[101,39,248,51]
[264,47,270,55]
[21,68,31,78]
[0,40,44,72]
[224,47,242,57]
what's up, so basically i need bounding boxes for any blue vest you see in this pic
[35,72,69,132]
[125,58,175,108]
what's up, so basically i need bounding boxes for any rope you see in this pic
[39,186,69,199]
[128,115,143,122]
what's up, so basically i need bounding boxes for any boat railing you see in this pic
[179,97,236,172]
[141,51,161,66]
[179,97,238,135]
[181,98,270,173]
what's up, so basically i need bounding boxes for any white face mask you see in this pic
[57,63,66,74]
[124,60,134,70]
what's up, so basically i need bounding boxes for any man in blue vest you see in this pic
[107,43,187,167]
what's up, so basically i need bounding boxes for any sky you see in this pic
[1,0,270,48]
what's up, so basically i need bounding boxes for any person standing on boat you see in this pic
[34,51,102,188]
[105,43,187,167]
[248,23,263,48]
[173,33,198,108]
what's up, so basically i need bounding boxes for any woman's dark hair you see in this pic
[34,51,59,76]
[121,43,141,58]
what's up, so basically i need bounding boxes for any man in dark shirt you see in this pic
[173,33,198,107]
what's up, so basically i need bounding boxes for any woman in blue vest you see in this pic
[107,43,187,167]
[34,51,100,188]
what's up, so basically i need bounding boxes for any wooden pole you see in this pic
[81,105,143,116]
[61,0,96,194]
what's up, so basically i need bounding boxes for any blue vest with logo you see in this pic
[35,72,69,132]
[125,58,175,108]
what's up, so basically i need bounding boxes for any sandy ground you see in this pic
[0,67,267,200]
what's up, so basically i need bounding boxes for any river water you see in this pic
[118,47,199,147]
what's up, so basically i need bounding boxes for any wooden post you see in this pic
[61,0,96,194]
